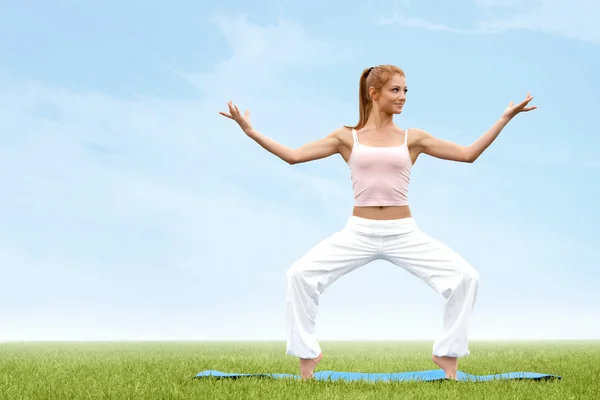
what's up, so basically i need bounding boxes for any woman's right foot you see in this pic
[432,355,458,380]
[299,352,323,380]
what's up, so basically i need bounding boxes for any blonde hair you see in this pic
[346,64,406,130]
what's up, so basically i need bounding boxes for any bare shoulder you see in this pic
[329,126,354,147]
[331,126,352,141]
[329,125,352,137]
[407,127,429,140]
[407,127,431,149]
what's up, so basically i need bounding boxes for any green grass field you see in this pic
[1,341,598,399]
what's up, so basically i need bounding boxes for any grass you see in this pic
[1,341,598,399]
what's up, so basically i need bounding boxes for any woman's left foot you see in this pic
[299,352,323,380]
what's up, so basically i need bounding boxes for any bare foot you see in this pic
[299,352,323,380]
[432,355,458,380]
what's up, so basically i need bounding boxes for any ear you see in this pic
[368,87,378,101]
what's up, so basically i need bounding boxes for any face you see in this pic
[370,74,407,114]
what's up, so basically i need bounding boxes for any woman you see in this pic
[219,64,536,380]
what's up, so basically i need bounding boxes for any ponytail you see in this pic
[345,67,373,130]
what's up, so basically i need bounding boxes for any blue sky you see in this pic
[1,0,598,341]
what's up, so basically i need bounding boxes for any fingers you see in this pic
[224,100,237,119]
[517,93,538,113]
[521,93,534,104]
[227,101,237,116]
[226,101,245,117]
[219,100,238,120]
[510,94,534,113]
[222,101,252,122]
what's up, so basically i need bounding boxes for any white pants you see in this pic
[285,216,479,359]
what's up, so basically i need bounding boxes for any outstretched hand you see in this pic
[219,101,253,134]
[502,93,537,119]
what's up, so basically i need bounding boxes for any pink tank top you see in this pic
[348,128,412,207]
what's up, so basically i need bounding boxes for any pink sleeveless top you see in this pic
[348,128,412,207]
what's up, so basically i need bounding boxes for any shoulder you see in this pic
[407,127,433,148]
[331,125,353,138]
[407,127,429,139]
[327,126,353,145]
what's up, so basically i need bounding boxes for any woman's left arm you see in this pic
[415,94,537,163]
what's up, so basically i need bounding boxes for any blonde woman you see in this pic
[219,64,536,380]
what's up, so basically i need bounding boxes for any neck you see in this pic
[365,108,395,130]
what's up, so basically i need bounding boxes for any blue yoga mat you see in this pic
[196,369,561,382]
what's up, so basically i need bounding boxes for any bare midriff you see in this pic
[352,205,412,220]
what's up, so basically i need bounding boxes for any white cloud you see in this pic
[178,14,351,96]
[381,0,600,44]
[0,13,596,341]
[0,15,354,340]
[379,12,466,33]
[475,0,600,43]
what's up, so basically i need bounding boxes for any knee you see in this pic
[286,261,308,283]
[286,265,299,282]
[439,267,479,301]
[286,261,323,295]
[461,265,479,285]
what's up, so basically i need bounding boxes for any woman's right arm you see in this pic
[246,128,342,165]
[220,101,343,165]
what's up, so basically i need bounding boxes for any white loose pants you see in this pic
[285,216,479,359]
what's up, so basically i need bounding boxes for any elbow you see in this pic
[286,151,298,165]
[464,148,477,163]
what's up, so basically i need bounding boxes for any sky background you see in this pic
[1,0,599,342]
